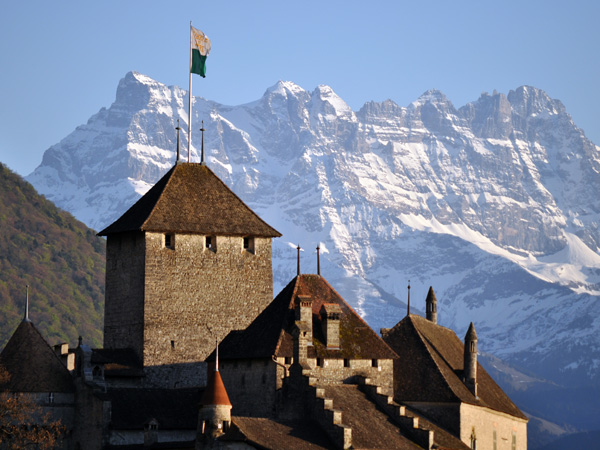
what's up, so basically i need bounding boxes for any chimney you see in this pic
[144,419,159,447]
[320,303,342,349]
[464,322,478,397]
[295,295,313,344]
[425,286,438,324]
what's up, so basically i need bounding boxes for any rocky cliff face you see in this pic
[27,72,600,384]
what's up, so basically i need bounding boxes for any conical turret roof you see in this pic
[201,369,231,406]
[0,320,74,393]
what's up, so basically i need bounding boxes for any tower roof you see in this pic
[201,370,232,406]
[0,320,74,393]
[425,286,437,304]
[465,322,478,341]
[383,315,526,420]
[98,163,281,237]
[213,274,397,361]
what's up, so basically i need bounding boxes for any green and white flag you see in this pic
[191,26,211,77]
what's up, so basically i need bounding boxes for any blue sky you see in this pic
[1,1,599,176]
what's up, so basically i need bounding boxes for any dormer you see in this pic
[320,303,342,349]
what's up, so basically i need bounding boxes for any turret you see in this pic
[463,322,478,397]
[197,349,232,445]
[425,286,437,324]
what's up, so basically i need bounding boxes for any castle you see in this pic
[0,157,528,449]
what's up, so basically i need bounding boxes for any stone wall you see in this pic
[143,233,274,368]
[103,232,146,356]
[300,357,393,388]
[219,358,278,417]
[459,403,527,450]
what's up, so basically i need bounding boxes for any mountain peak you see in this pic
[264,80,306,98]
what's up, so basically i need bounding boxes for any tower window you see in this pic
[48,392,54,404]
[344,359,350,368]
[243,236,255,253]
[171,340,175,349]
[164,233,174,249]
[205,236,216,252]
[371,359,378,368]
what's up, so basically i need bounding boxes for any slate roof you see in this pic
[227,417,334,450]
[0,319,74,393]
[98,163,281,237]
[384,314,527,420]
[323,385,421,449]
[214,274,397,361]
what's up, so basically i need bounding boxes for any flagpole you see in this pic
[188,20,193,163]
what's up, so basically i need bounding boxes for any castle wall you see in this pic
[219,358,278,417]
[143,234,273,367]
[459,403,528,450]
[103,232,146,357]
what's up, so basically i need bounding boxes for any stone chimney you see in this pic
[295,295,313,344]
[320,303,342,349]
[144,418,159,447]
[463,322,478,397]
[425,286,438,324]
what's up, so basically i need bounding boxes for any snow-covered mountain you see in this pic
[27,72,600,385]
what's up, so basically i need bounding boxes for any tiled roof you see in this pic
[384,314,527,420]
[323,385,421,449]
[0,320,74,393]
[214,275,397,361]
[99,387,202,430]
[201,369,231,406]
[228,417,334,450]
[98,163,281,237]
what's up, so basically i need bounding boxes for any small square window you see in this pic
[344,359,350,368]
[205,236,216,251]
[371,359,378,368]
[243,236,255,253]
[285,357,292,365]
[317,358,324,367]
[164,233,174,249]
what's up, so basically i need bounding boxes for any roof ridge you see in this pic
[139,164,178,231]
[273,276,301,356]
[197,164,281,236]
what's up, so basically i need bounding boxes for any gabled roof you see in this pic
[0,320,74,393]
[214,274,397,361]
[98,163,281,237]
[384,314,527,420]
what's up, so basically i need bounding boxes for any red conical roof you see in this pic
[201,370,231,406]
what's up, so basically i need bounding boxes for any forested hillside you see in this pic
[0,163,105,348]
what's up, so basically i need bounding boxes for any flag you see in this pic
[191,26,211,78]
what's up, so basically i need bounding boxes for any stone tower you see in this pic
[464,322,478,397]
[99,163,281,371]
[425,286,437,324]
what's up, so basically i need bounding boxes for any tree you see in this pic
[0,366,65,449]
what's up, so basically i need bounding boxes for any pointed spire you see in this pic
[464,322,478,397]
[316,245,321,276]
[426,286,437,324]
[175,120,181,164]
[23,284,31,322]
[215,337,219,372]
[297,244,301,276]
[200,120,206,165]
[406,280,411,316]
